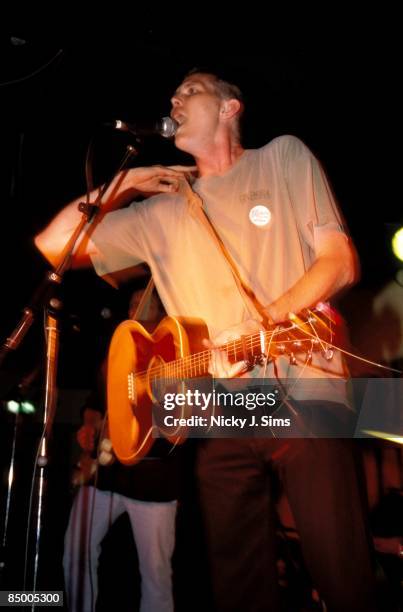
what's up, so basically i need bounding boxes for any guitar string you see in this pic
[142,337,324,381]
[139,335,402,383]
[131,315,402,383]
[268,345,314,438]
[134,324,316,380]
[113,311,401,461]
[275,322,403,375]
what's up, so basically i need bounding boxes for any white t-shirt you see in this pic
[91,135,351,403]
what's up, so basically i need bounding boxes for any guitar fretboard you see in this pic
[134,310,333,382]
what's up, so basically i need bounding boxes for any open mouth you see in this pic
[172,112,186,127]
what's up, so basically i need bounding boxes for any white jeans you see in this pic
[63,486,177,612]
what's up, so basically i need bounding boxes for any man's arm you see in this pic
[206,231,358,377]
[264,230,359,322]
[34,165,196,268]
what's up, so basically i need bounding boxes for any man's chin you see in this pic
[174,134,192,155]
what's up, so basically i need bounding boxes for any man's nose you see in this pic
[170,94,182,108]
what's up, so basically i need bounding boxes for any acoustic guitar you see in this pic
[107,308,337,465]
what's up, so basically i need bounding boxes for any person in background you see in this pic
[63,287,180,612]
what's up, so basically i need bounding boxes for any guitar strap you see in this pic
[131,177,268,326]
[132,274,155,321]
[178,177,269,326]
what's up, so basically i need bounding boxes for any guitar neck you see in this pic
[162,329,285,380]
[160,309,332,381]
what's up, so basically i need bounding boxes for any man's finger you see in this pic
[228,361,248,377]
[158,178,180,192]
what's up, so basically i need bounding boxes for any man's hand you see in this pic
[121,165,197,196]
[34,163,197,268]
[203,319,264,378]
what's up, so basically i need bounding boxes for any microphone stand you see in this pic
[0,144,137,599]
[0,406,20,589]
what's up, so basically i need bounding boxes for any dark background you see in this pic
[0,15,401,392]
[0,13,402,608]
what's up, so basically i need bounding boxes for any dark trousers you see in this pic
[196,433,378,612]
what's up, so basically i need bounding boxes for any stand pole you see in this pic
[0,144,138,600]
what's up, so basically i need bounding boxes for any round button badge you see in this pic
[249,205,271,227]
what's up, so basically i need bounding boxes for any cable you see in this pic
[0,49,64,87]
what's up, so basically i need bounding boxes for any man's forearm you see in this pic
[34,171,137,267]
[265,243,357,322]
[34,164,195,267]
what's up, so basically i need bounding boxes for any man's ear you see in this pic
[220,98,242,120]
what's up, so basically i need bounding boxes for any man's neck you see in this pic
[195,142,245,178]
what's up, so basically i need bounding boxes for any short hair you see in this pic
[184,67,244,104]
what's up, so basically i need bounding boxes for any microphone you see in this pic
[105,116,178,138]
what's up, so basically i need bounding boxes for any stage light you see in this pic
[21,401,36,414]
[362,430,403,445]
[6,400,20,414]
[5,400,36,414]
[391,227,403,262]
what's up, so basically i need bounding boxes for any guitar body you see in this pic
[107,316,208,465]
[108,307,337,465]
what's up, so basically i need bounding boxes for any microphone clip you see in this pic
[78,201,100,221]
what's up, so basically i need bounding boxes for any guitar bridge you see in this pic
[128,373,137,403]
